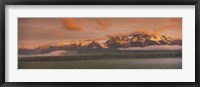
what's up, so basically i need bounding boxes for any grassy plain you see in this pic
[18,50,182,69]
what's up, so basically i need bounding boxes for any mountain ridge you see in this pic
[19,33,182,55]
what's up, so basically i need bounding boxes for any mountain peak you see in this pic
[19,33,182,55]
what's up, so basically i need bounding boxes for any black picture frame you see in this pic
[0,0,200,87]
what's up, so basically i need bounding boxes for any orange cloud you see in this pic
[153,29,161,36]
[132,29,153,35]
[96,19,111,30]
[158,18,182,30]
[61,18,83,31]
[107,32,129,37]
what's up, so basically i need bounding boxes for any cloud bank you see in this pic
[118,45,182,51]
[61,18,83,31]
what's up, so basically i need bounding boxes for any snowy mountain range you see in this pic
[19,33,182,55]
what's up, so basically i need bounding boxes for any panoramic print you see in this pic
[18,18,182,69]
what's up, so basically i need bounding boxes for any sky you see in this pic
[18,18,182,48]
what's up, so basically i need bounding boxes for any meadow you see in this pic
[18,50,182,69]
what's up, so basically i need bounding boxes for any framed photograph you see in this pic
[0,0,199,87]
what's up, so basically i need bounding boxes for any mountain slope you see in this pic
[19,33,182,55]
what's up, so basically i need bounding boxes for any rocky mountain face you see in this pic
[19,33,182,55]
[106,33,182,48]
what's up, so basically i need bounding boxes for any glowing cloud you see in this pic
[153,29,161,36]
[131,29,153,35]
[107,32,129,37]
[61,18,83,31]
[96,19,111,30]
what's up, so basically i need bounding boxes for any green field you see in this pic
[18,58,181,69]
[18,50,182,69]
